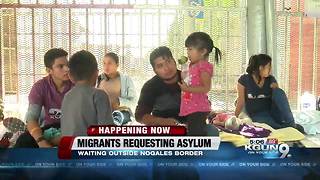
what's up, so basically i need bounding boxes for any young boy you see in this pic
[61,50,114,136]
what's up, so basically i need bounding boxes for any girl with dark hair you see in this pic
[178,32,222,136]
[235,54,303,132]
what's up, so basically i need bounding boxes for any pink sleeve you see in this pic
[199,61,213,77]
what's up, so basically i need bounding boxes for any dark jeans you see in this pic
[14,123,60,148]
[181,112,209,136]
[251,88,295,129]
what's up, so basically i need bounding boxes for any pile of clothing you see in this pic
[208,111,305,147]
[208,112,271,138]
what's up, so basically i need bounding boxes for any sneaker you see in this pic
[225,116,241,130]
[294,123,306,134]
[2,117,26,133]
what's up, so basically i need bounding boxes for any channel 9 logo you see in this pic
[245,138,290,159]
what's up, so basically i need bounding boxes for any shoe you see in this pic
[2,117,26,133]
[225,116,241,130]
[294,123,306,134]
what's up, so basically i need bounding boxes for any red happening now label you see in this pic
[87,126,187,136]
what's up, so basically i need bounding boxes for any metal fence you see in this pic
[0,0,247,116]
[275,0,320,110]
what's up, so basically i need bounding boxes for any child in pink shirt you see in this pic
[178,32,221,135]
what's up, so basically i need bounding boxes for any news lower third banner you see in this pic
[58,136,221,159]
[58,126,295,160]
[59,126,220,159]
[1,125,320,178]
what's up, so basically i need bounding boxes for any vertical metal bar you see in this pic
[265,0,278,78]
[68,8,71,55]
[14,8,18,103]
[86,8,88,50]
[225,11,229,110]
[181,8,185,55]
[8,11,12,93]
[0,9,3,99]
[240,9,246,109]
[174,9,179,57]
[211,10,217,65]
[121,8,125,72]
[158,8,160,46]
[297,15,303,110]
[50,8,52,48]
[312,18,318,95]
[50,8,53,48]
[191,10,195,32]
[284,15,289,94]
[286,14,292,106]
[104,8,107,54]
[139,9,142,73]
[209,10,212,41]
[32,9,35,84]
[242,9,247,72]
[209,9,213,107]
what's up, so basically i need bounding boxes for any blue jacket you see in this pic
[97,72,136,110]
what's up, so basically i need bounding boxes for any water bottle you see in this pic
[300,92,316,111]
[180,64,189,81]
[178,56,191,101]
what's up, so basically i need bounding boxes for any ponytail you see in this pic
[246,55,256,74]
[214,46,222,64]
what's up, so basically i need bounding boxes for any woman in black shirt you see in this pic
[235,54,303,132]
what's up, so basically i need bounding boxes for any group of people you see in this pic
[14,32,302,148]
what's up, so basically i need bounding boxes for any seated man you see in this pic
[135,46,182,125]
[135,46,218,136]
[15,48,73,148]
